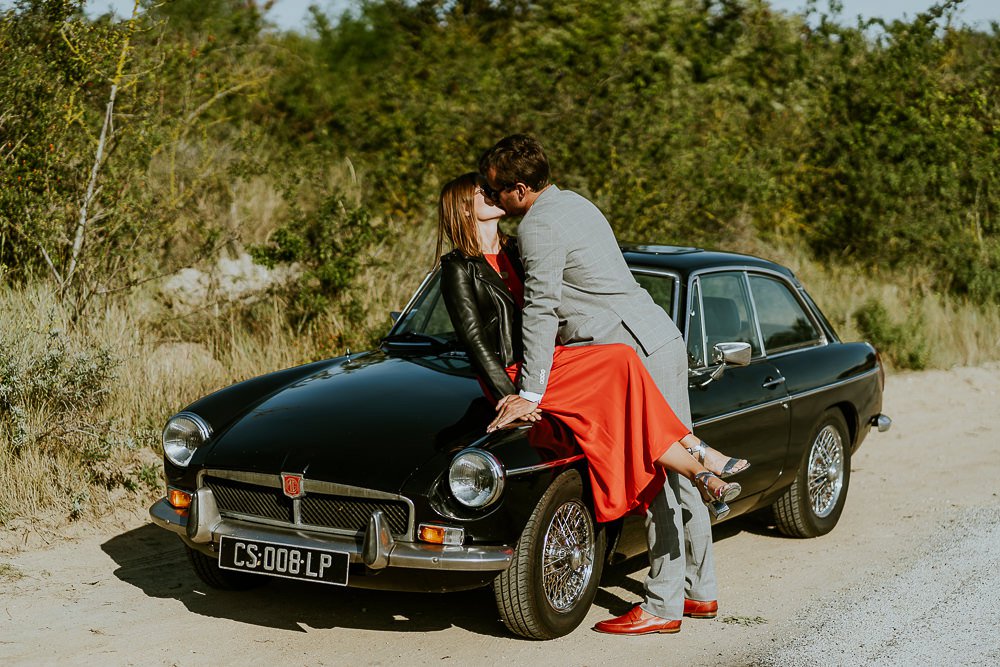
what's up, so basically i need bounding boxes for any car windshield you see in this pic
[390,270,459,342]
[392,269,679,342]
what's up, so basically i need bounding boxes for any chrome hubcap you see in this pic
[808,425,844,518]
[542,499,595,612]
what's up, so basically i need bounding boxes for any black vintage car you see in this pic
[149,245,891,639]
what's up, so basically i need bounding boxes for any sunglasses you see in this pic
[480,181,512,202]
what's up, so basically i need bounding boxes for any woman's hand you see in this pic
[487,395,542,432]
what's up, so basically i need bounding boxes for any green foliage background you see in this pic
[1,0,998,524]
[2,0,999,314]
[282,0,998,301]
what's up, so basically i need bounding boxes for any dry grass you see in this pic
[1,229,997,534]
[0,220,435,530]
[0,562,24,581]
[764,244,1000,369]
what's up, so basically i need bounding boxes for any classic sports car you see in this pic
[149,245,891,639]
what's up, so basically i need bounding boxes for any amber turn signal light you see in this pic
[417,523,464,546]
[167,488,192,509]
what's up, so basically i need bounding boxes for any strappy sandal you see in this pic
[694,471,742,520]
[686,440,750,479]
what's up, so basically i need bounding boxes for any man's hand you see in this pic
[487,395,542,432]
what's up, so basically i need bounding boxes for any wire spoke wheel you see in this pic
[541,499,595,612]
[807,425,844,518]
[493,471,605,639]
[772,409,852,538]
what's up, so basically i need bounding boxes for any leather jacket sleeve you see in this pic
[441,257,518,401]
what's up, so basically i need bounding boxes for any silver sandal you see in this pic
[686,440,751,479]
[694,471,742,520]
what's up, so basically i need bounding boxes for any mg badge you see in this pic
[281,473,305,499]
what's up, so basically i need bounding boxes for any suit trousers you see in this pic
[576,330,718,618]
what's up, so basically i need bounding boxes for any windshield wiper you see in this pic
[380,331,454,351]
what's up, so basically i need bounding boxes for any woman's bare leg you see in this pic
[656,441,707,480]
[655,442,735,499]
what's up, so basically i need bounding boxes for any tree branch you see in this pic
[38,243,65,288]
[63,0,141,299]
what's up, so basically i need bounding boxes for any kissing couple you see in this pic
[435,134,750,635]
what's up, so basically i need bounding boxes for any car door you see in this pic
[745,271,844,466]
[686,271,790,499]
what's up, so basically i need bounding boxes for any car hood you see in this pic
[199,352,489,494]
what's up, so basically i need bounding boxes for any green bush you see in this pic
[250,186,386,328]
[853,298,930,370]
[0,328,119,453]
[262,0,1000,304]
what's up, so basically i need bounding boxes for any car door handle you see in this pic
[762,376,786,389]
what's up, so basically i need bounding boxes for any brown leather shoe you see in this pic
[592,605,682,635]
[683,598,719,619]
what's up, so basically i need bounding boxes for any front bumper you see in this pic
[149,491,513,574]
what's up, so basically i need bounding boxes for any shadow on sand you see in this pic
[101,510,781,636]
[593,510,782,615]
[100,524,510,637]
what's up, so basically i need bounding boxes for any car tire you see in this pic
[773,408,851,538]
[493,469,606,639]
[184,543,267,590]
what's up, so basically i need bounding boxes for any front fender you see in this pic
[161,355,352,489]
[402,417,587,547]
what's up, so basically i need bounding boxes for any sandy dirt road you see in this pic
[2,364,998,666]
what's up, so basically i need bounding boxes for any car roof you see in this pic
[621,243,795,279]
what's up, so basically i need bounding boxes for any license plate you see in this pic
[218,536,350,586]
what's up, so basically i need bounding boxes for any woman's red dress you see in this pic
[483,253,690,523]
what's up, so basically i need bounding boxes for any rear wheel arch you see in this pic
[830,401,859,450]
[772,408,851,538]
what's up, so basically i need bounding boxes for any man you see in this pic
[480,134,718,635]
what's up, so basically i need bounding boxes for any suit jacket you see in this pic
[440,243,525,400]
[517,185,681,395]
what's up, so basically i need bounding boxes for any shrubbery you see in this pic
[4,0,997,311]
[250,180,386,327]
[0,329,118,451]
[853,299,930,370]
[2,0,999,527]
[266,0,1000,301]
[0,326,158,513]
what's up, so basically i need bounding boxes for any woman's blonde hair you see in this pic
[435,172,508,264]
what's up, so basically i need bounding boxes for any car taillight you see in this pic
[875,349,885,392]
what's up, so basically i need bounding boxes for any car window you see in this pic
[632,272,675,318]
[393,272,457,339]
[699,272,762,358]
[748,274,821,354]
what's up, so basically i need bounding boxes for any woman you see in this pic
[437,172,747,521]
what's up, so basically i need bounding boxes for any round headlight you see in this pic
[448,449,504,508]
[162,412,212,468]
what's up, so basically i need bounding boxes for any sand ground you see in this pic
[1,363,998,666]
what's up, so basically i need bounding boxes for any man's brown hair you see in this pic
[478,134,550,192]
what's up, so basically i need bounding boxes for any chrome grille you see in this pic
[206,476,291,522]
[204,475,410,536]
[301,495,409,536]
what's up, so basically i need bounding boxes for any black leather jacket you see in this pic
[440,243,525,401]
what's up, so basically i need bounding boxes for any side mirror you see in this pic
[390,311,401,323]
[712,342,751,367]
[693,341,752,388]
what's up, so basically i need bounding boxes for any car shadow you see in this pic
[104,512,789,636]
[100,524,511,638]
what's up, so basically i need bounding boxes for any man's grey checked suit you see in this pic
[517,185,716,620]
